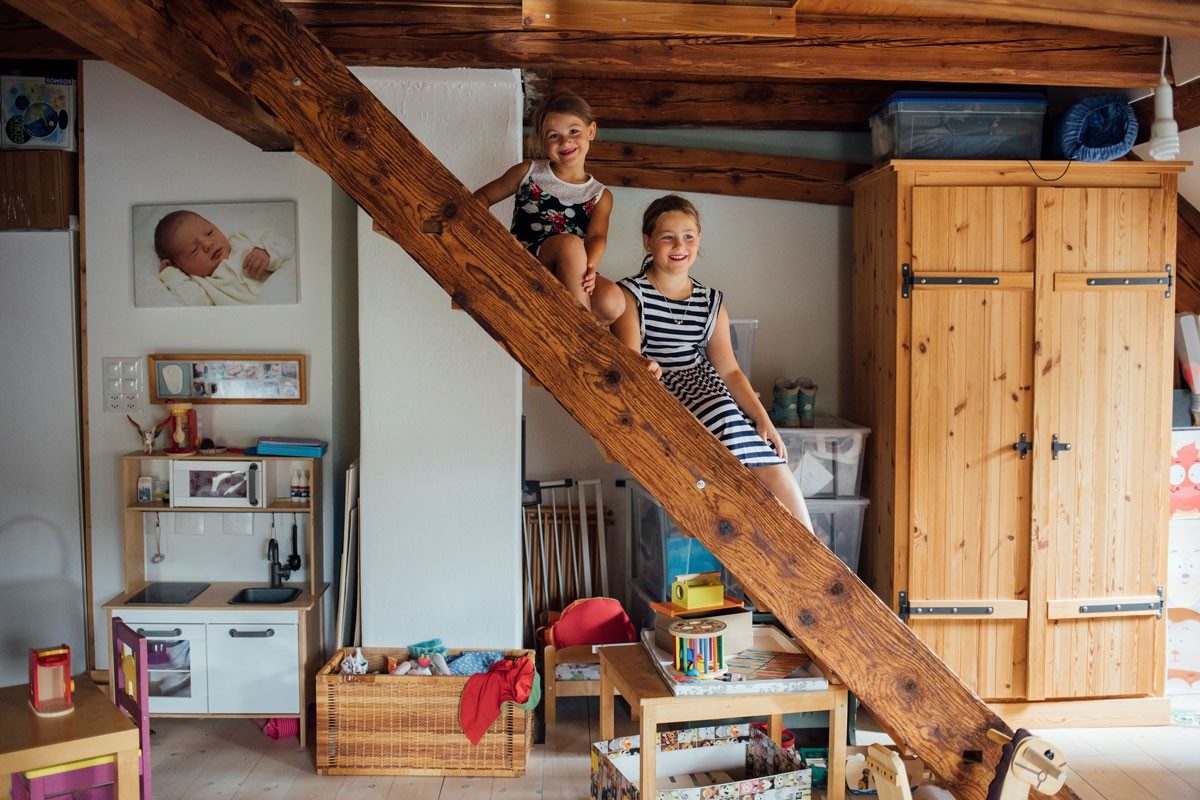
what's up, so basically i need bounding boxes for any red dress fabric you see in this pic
[460,657,535,745]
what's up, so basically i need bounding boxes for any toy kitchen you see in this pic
[103,451,328,746]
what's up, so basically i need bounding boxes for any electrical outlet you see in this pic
[106,394,122,412]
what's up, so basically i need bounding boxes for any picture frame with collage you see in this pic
[148,353,306,404]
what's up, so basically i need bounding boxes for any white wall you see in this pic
[356,68,524,648]
[83,61,349,666]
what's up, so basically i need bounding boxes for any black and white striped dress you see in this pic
[619,274,785,467]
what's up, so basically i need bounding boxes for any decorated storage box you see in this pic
[591,725,812,800]
[2,76,75,150]
[315,646,534,776]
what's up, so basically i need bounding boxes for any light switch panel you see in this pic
[102,357,144,413]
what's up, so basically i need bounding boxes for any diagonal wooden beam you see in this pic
[583,140,865,205]
[792,0,1200,39]
[1133,78,1200,145]
[284,1,1161,87]
[0,3,91,59]
[165,2,1073,798]
[5,0,291,151]
[1175,193,1200,315]
[521,0,796,37]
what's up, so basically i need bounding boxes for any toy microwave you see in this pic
[170,459,265,508]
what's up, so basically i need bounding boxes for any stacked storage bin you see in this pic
[628,414,870,619]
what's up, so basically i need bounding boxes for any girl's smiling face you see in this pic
[644,210,701,274]
[541,111,595,169]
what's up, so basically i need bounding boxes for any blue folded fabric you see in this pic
[448,650,505,675]
[1046,94,1138,162]
[406,637,447,657]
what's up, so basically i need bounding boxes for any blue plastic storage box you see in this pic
[870,92,1047,162]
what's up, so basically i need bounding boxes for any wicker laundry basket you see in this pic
[315,647,535,776]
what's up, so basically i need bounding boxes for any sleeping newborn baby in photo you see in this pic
[155,210,294,306]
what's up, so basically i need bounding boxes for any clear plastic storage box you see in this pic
[806,496,870,573]
[630,482,869,603]
[869,92,1047,162]
[777,413,870,498]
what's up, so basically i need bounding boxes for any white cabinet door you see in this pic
[206,623,299,714]
[125,621,208,714]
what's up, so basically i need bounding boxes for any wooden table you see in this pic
[600,643,847,800]
[0,676,140,800]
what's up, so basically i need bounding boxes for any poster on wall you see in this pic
[131,200,298,307]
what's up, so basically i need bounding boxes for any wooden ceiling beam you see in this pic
[1133,78,1200,145]
[583,140,865,205]
[521,0,796,38]
[283,2,1162,87]
[793,0,1200,40]
[0,5,92,59]
[3,0,291,151]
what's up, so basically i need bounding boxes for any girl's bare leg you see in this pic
[537,234,591,310]
[591,276,627,327]
[752,463,814,531]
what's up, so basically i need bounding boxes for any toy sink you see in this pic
[228,587,301,604]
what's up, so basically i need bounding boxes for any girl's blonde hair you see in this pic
[639,195,701,274]
[528,90,595,158]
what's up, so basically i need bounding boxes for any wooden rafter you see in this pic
[522,0,795,37]
[3,0,290,152]
[1133,78,1200,145]
[152,1,1073,798]
[583,140,864,205]
[0,5,89,59]
[792,0,1200,38]
[282,1,1161,87]
[5,1,1164,87]
[1175,193,1200,315]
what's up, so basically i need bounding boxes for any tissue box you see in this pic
[591,725,812,800]
[2,77,76,150]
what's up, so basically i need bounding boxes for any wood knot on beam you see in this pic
[341,130,361,148]
[451,290,469,309]
[234,60,255,82]
[442,202,459,221]
[829,581,845,597]
[603,369,622,388]
[902,679,919,698]
[342,97,360,116]
[717,520,734,538]
[798,610,815,626]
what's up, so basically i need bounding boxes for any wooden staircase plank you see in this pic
[160,2,1075,798]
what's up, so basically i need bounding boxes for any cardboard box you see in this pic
[654,607,753,656]
[591,725,811,800]
[2,77,76,150]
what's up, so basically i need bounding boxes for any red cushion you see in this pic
[546,597,637,649]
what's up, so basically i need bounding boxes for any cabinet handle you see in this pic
[1051,434,1072,460]
[229,628,275,638]
[1012,433,1032,460]
[136,627,182,637]
[248,463,259,507]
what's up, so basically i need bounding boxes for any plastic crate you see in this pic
[778,413,870,498]
[729,318,757,381]
[870,92,1046,162]
[806,496,869,573]
[631,480,723,602]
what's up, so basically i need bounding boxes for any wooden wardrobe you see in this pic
[849,160,1186,724]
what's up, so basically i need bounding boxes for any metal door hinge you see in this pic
[1078,587,1164,618]
[901,263,1003,299]
[898,592,997,620]
[1051,434,1071,460]
[1012,433,1032,460]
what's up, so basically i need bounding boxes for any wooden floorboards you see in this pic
[2,699,1198,799]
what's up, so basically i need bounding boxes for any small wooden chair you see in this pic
[540,606,630,727]
[12,618,152,800]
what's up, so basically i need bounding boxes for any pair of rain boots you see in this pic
[769,376,817,428]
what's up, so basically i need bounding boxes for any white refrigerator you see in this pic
[0,231,87,685]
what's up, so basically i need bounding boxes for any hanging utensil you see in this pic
[151,512,165,563]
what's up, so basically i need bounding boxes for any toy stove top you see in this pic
[126,582,210,605]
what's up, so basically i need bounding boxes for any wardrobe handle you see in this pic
[229,628,275,638]
[136,627,182,637]
[1012,433,1032,460]
[1051,434,1071,460]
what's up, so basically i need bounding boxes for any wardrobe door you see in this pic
[1031,186,1173,700]
[906,186,1035,700]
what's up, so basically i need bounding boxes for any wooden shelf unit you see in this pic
[118,451,323,598]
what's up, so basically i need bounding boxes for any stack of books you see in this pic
[255,436,328,457]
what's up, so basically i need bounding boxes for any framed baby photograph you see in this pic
[148,353,307,404]
[131,200,298,307]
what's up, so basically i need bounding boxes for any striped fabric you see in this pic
[619,274,784,467]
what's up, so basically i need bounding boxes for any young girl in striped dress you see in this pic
[613,195,813,529]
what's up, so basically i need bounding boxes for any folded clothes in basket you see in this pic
[448,650,505,675]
